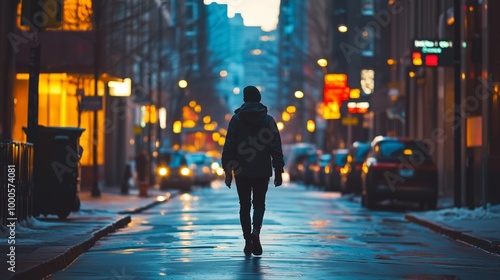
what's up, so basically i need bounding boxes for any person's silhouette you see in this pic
[222,85,284,255]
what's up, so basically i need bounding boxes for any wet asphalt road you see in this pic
[49,181,500,280]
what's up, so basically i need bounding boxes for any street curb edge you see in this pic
[117,200,164,214]
[117,191,179,214]
[405,213,500,256]
[10,215,132,280]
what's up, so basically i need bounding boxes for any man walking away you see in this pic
[222,85,285,256]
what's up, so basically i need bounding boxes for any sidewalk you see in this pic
[405,204,500,256]
[1,186,174,280]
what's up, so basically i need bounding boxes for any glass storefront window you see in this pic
[14,73,105,166]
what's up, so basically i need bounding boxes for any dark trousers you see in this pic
[235,176,269,240]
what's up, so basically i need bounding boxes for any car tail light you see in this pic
[324,166,331,174]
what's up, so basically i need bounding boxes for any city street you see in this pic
[48,181,500,280]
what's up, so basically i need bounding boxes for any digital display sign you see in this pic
[411,39,454,67]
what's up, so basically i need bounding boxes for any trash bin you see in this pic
[24,126,85,219]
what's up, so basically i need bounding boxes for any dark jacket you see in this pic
[222,102,285,178]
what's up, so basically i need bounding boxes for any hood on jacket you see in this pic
[234,102,268,126]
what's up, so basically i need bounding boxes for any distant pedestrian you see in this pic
[122,162,132,195]
[222,85,285,255]
[135,150,148,183]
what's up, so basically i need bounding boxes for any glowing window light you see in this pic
[360,69,375,94]
[159,108,167,129]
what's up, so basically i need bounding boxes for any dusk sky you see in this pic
[204,0,281,31]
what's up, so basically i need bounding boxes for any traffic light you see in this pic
[21,0,63,30]
[411,39,454,67]
[412,52,423,66]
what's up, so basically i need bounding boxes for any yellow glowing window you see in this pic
[17,0,93,31]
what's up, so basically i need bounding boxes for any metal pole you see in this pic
[347,113,352,148]
[453,0,462,207]
[0,0,18,141]
[27,33,41,144]
[481,0,489,209]
[157,4,163,147]
[91,0,101,197]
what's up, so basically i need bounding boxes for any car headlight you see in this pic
[158,167,168,176]
[211,162,220,170]
[180,167,191,176]
[362,164,369,174]
[216,167,224,176]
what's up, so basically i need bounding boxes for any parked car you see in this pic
[312,153,333,187]
[186,152,215,186]
[360,136,438,210]
[302,150,319,185]
[207,156,225,179]
[156,149,194,191]
[340,141,371,194]
[283,143,317,182]
[324,149,349,191]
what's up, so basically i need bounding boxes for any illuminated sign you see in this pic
[324,74,350,104]
[347,102,370,114]
[318,101,341,120]
[109,78,132,97]
[411,39,454,67]
[360,69,374,94]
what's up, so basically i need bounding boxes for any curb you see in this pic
[10,215,132,280]
[117,191,178,215]
[405,213,500,256]
[118,199,165,215]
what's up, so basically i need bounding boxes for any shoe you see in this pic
[251,229,262,255]
[243,239,252,255]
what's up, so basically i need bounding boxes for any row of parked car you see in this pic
[285,136,438,210]
[155,148,224,191]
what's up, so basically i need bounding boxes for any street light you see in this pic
[306,120,316,133]
[178,79,188,88]
[338,24,348,33]
[317,58,328,68]
[294,90,304,99]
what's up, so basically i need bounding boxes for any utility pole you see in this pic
[157,4,164,147]
[91,0,101,197]
[27,34,41,145]
[453,0,462,207]
[0,0,19,141]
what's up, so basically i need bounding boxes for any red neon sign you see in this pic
[324,74,349,104]
[425,54,439,66]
